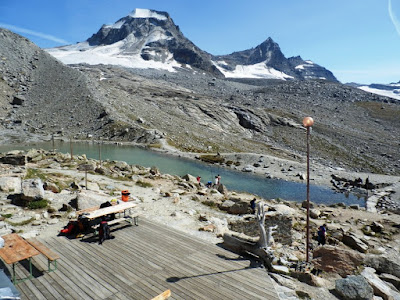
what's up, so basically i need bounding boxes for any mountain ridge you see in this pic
[47,8,337,82]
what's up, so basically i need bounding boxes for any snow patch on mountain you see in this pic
[295,61,314,70]
[213,61,293,80]
[129,8,167,20]
[359,85,400,100]
[47,41,180,71]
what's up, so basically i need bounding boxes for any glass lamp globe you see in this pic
[302,117,314,128]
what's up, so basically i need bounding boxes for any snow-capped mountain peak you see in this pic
[46,9,337,81]
[128,8,168,20]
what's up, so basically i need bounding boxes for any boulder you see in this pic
[290,271,325,287]
[310,208,321,219]
[95,166,109,175]
[182,174,197,184]
[114,160,130,171]
[0,177,21,193]
[312,245,364,277]
[301,200,314,209]
[370,221,384,233]
[76,190,111,210]
[219,200,235,212]
[267,204,296,217]
[379,274,400,291]
[335,275,374,300]
[229,202,249,215]
[362,267,400,300]
[364,255,400,278]
[242,165,254,172]
[342,232,369,253]
[21,179,45,201]
[217,184,228,195]
[0,152,26,165]
[44,181,60,193]
[11,94,25,105]
[150,166,160,175]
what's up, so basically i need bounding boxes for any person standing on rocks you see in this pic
[317,224,327,245]
[214,176,219,186]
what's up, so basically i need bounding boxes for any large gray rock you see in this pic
[21,179,45,201]
[217,184,228,195]
[182,174,198,184]
[77,190,112,210]
[229,202,249,215]
[335,275,374,300]
[379,274,400,291]
[342,232,369,253]
[219,200,235,211]
[312,245,364,277]
[0,177,21,193]
[0,152,26,165]
[364,255,400,278]
[362,267,400,300]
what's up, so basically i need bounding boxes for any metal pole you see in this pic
[306,126,310,263]
[52,134,55,152]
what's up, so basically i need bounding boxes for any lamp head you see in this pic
[302,117,314,128]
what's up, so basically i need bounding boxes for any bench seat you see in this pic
[26,238,60,272]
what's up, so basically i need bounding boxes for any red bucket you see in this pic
[121,190,130,202]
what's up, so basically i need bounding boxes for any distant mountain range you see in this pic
[47,8,337,82]
[346,81,400,101]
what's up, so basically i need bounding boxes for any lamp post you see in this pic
[303,116,314,263]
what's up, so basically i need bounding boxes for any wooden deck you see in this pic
[7,218,280,299]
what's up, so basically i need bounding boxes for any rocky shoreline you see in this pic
[0,148,399,299]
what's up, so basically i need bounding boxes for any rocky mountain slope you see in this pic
[0,26,399,177]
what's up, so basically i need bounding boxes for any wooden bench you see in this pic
[93,213,140,231]
[26,238,60,272]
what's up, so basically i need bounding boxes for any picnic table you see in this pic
[81,201,136,220]
[78,202,139,237]
[0,234,60,284]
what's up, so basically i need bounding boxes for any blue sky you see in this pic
[0,0,399,84]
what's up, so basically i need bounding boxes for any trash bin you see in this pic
[121,190,130,202]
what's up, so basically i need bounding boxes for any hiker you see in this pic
[99,221,112,244]
[214,176,218,186]
[206,181,212,188]
[196,176,201,184]
[317,224,327,245]
[250,198,256,214]
[217,174,221,185]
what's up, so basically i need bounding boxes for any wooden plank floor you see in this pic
[7,218,280,300]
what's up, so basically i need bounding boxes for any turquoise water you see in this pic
[0,141,364,206]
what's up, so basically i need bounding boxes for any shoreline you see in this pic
[1,135,400,205]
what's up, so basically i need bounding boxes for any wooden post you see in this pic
[85,170,88,190]
[70,137,73,161]
[99,139,102,167]
[51,134,55,153]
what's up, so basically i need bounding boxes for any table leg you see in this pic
[12,263,16,284]
[28,257,33,279]
[12,258,34,284]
